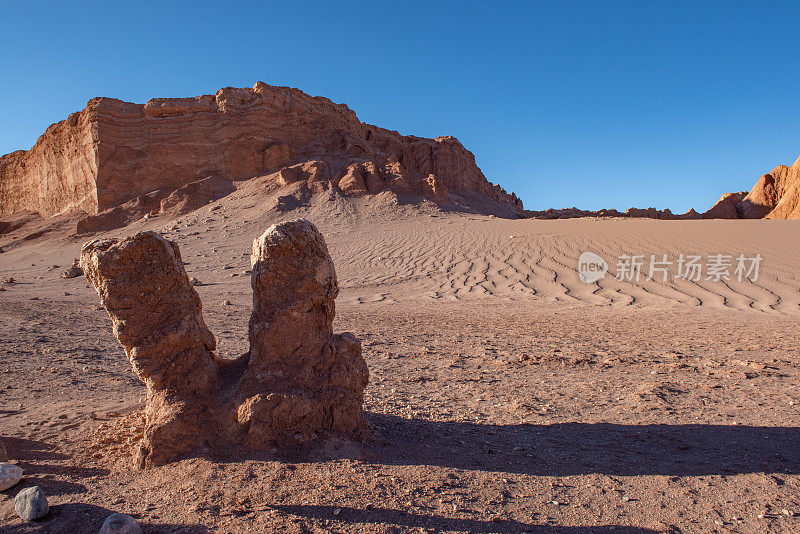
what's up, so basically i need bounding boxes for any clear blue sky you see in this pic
[2,1,799,212]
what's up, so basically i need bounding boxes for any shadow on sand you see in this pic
[362,413,800,476]
[2,441,207,533]
[1,438,109,497]
[0,503,209,534]
[274,504,658,533]
[4,418,793,532]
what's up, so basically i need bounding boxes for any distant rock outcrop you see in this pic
[741,155,800,219]
[0,83,522,224]
[525,153,800,220]
[524,206,700,220]
[80,220,368,468]
[698,155,800,220]
[701,192,748,219]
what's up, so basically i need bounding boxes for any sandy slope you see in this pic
[1,196,800,533]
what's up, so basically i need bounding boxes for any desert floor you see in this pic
[1,200,799,533]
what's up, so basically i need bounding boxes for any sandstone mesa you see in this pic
[2,82,800,224]
[80,219,368,467]
[0,82,522,225]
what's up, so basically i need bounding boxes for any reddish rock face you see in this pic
[80,220,368,468]
[0,112,99,217]
[744,156,800,219]
[1,83,523,219]
[701,192,748,219]
[698,155,800,220]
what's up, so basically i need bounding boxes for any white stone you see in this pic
[0,462,23,491]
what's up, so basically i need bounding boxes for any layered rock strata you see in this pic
[1,83,522,219]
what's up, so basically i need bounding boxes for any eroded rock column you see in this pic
[81,232,221,468]
[236,220,369,446]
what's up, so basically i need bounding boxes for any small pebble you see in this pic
[14,486,49,521]
[100,513,143,534]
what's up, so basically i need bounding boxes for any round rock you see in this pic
[14,485,49,521]
[0,462,23,491]
[100,513,143,534]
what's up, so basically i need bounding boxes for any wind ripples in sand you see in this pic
[329,216,800,313]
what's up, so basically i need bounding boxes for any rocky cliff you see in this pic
[0,82,523,220]
[741,155,800,219]
[701,192,748,219]
[701,155,800,220]
[0,111,98,216]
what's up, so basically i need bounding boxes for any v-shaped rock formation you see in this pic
[80,219,368,468]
